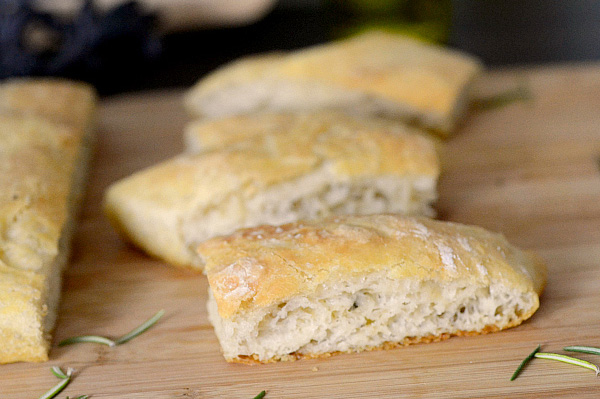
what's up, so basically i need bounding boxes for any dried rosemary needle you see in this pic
[564,345,600,357]
[59,309,165,347]
[252,391,267,399]
[38,367,73,399]
[512,345,600,381]
[472,82,532,111]
[510,345,541,381]
[115,309,165,344]
[59,335,117,347]
[534,352,600,376]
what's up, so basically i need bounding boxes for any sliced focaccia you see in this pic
[105,112,439,269]
[0,78,96,131]
[184,31,482,135]
[0,79,96,363]
[199,214,547,363]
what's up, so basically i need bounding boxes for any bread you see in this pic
[199,214,546,363]
[0,79,97,364]
[0,79,96,131]
[104,112,439,269]
[184,31,482,135]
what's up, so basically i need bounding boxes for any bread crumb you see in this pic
[311,366,319,372]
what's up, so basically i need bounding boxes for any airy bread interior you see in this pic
[208,270,539,363]
[185,78,449,130]
[201,215,546,363]
[182,169,436,268]
[106,112,439,270]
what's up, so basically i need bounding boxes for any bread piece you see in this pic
[105,112,439,269]
[199,214,547,363]
[0,79,96,364]
[184,31,482,135]
[0,78,96,131]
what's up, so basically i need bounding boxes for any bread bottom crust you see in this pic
[227,324,503,364]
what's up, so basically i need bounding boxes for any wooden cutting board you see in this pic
[3,64,600,398]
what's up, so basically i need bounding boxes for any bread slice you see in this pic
[199,214,547,363]
[184,31,482,135]
[104,112,439,269]
[0,79,96,364]
[0,78,96,131]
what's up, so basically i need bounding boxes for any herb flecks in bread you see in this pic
[199,214,546,363]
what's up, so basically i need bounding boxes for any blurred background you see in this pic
[2,0,599,96]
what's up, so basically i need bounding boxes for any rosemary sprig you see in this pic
[252,391,266,399]
[59,309,165,347]
[510,344,541,381]
[59,335,116,347]
[564,345,600,357]
[115,309,165,345]
[534,352,600,376]
[38,367,73,399]
[472,83,532,111]
[50,365,70,379]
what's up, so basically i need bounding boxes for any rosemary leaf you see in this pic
[472,83,532,111]
[66,396,89,399]
[38,367,73,399]
[115,309,165,345]
[535,352,600,376]
[59,335,116,347]
[50,366,69,379]
[511,344,541,381]
[252,390,266,399]
[58,309,165,348]
[565,345,600,357]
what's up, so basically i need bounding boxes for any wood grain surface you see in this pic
[2,64,600,398]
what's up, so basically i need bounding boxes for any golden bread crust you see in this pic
[199,214,546,320]
[0,78,97,131]
[105,112,439,268]
[0,264,47,362]
[279,32,480,117]
[187,52,285,97]
[184,112,439,176]
[0,79,96,363]
[185,31,482,133]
